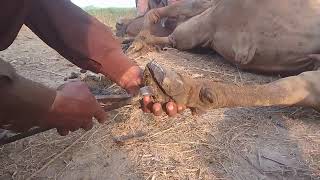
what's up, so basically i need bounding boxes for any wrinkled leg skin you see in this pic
[144,61,320,114]
[127,0,212,56]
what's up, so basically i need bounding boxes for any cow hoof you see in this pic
[126,39,158,58]
[126,29,164,58]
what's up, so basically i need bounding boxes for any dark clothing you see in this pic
[0,0,131,130]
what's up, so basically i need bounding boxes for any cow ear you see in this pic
[309,54,320,61]
[308,54,320,70]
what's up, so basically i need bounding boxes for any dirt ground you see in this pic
[0,26,320,180]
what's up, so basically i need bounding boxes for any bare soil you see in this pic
[0,26,319,180]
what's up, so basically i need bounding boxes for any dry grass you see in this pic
[116,50,320,179]
[0,7,319,180]
[85,7,136,30]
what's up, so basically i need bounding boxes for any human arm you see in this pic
[0,59,107,135]
[24,0,141,93]
[24,0,181,116]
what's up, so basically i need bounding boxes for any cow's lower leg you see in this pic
[129,6,214,52]
[145,62,320,113]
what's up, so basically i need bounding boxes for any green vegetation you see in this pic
[85,7,136,29]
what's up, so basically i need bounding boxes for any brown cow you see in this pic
[116,0,179,37]
[128,0,320,113]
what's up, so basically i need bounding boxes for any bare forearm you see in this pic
[0,59,56,131]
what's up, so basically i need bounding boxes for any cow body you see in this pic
[171,0,320,74]
[128,0,320,75]
[123,0,320,112]
[116,0,181,37]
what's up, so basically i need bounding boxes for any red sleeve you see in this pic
[24,0,137,85]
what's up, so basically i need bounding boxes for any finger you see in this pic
[153,15,158,23]
[177,104,186,114]
[155,14,160,23]
[149,13,156,23]
[142,96,152,113]
[57,128,69,136]
[153,11,160,23]
[81,120,94,131]
[94,106,108,124]
[152,103,163,116]
[166,102,178,117]
[67,120,82,132]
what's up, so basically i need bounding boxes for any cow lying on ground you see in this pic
[121,0,320,113]
[116,0,179,38]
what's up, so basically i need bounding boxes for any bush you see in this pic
[85,7,136,29]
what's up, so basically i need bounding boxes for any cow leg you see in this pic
[202,70,320,112]
[166,7,214,50]
[142,0,213,30]
[127,0,212,56]
[146,62,320,113]
[200,70,320,112]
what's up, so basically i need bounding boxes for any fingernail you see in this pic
[153,103,163,116]
[143,96,151,103]
[154,104,162,111]
[166,102,177,117]
[166,103,174,111]
[142,96,152,113]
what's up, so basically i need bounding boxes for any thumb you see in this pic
[57,128,69,136]
[94,105,108,124]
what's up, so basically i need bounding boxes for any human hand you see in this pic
[98,49,186,117]
[141,96,186,117]
[44,81,107,136]
[119,65,185,117]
